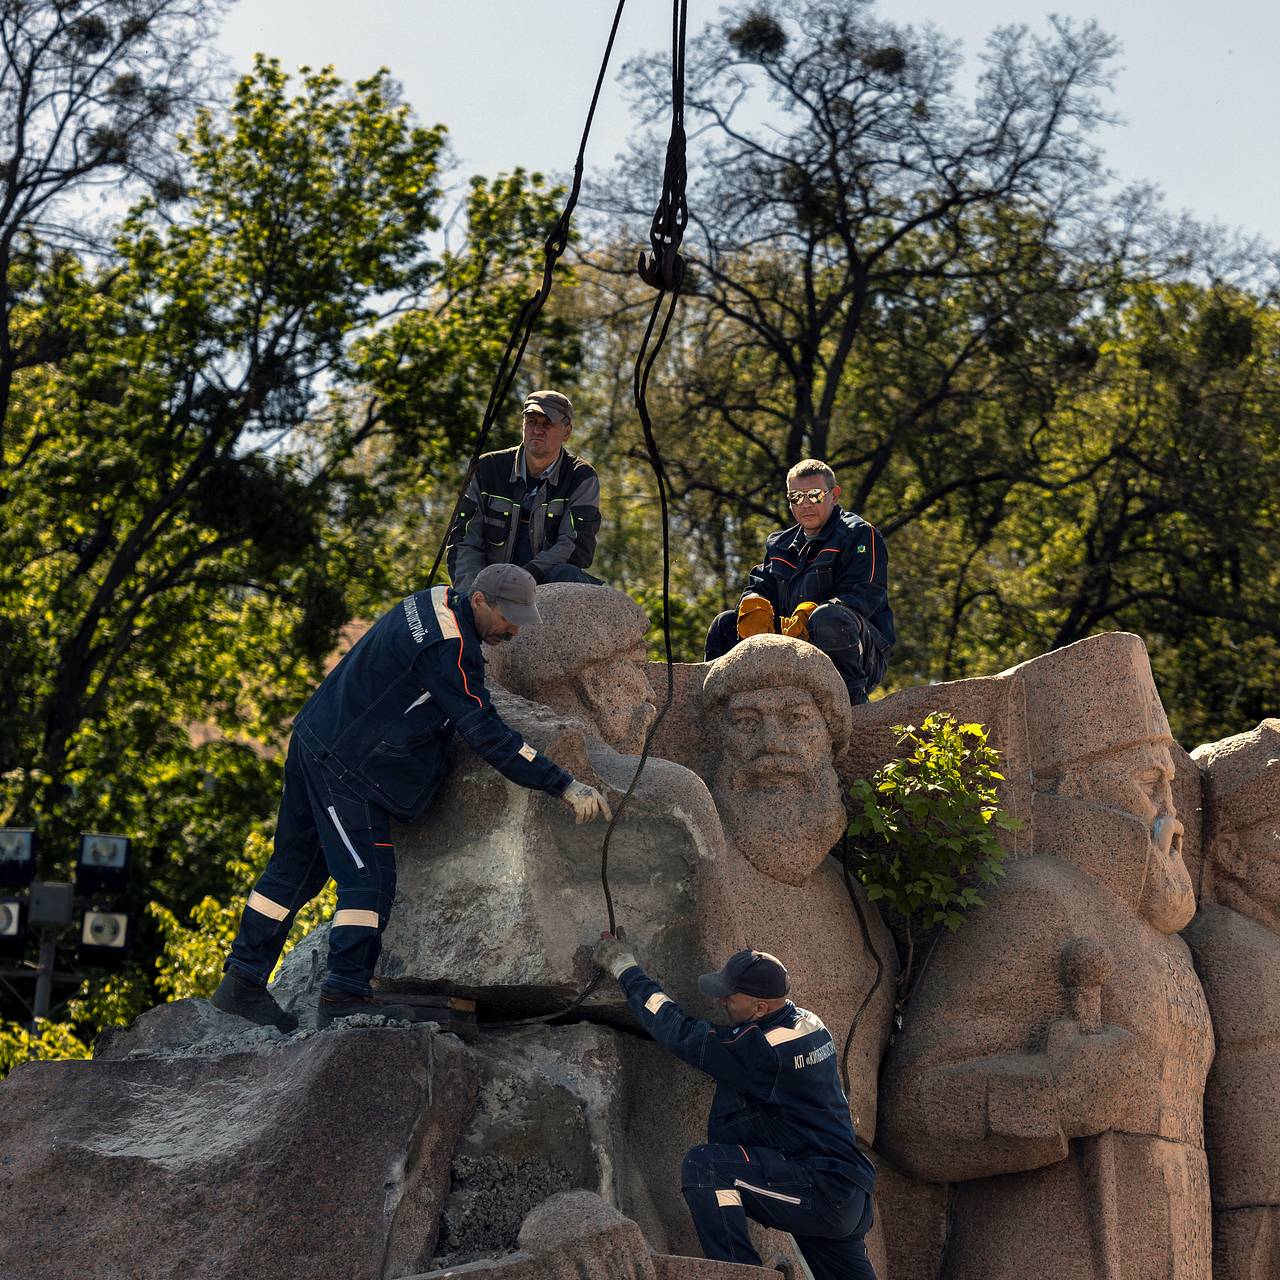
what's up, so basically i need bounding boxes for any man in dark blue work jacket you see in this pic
[704,458,894,704]
[211,564,611,1032]
[594,939,878,1280]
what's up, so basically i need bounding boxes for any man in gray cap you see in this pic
[447,389,603,592]
[212,564,611,1031]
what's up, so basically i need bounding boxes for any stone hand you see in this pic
[562,779,613,825]
[736,594,775,639]
[593,932,638,978]
[1044,1018,1142,1139]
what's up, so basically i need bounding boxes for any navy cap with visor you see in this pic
[697,948,790,1000]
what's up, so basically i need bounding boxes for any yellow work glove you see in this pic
[736,594,776,640]
[780,600,818,640]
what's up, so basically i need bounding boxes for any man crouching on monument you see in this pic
[211,564,612,1032]
[704,459,895,704]
[594,937,878,1280]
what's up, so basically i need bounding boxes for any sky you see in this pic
[217,0,1280,251]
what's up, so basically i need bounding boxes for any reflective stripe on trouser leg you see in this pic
[325,871,395,997]
[318,790,396,998]
[227,743,329,986]
[681,1144,764,1266]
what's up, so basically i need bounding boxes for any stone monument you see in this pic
[878,632,1214,1280]
[1184,720,1280,1280]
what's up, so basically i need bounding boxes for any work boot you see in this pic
[210,971,298,1033]
[316,990,434,1028]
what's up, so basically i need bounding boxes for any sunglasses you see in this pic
[787,488,829,505]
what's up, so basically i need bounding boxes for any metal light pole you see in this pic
[32,927,58,1020]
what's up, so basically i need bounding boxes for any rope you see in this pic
[838,834,886,1099]
[424,0,629,589]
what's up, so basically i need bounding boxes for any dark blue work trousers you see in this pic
[227,738,396,997]
[539,562,602,585]
[705,601,886,703]
[682,1143,876,1280]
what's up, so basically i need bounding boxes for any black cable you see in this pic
[838,833,886,1099]
[485,1,690,1031]
[424,0,629,589]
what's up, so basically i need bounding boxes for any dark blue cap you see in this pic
[697,949,790,999]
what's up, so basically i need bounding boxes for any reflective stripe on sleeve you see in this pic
[246,891,290,921]
[764,1010,826,1045]
[716,1189,743,1208]
[430,585,461,639]
[645,992,673,1015]
[333,909,380,929]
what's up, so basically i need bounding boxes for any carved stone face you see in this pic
[1195,721,1280,931]
[1234,828,1280,925]
[571,642,658,755]
[1057,739,1195,933]
[710,686,845,885]
[717,688,830,788]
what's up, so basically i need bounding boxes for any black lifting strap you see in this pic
[424,0,629,589]
[491,0,691,1029]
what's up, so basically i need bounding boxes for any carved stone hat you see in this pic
[702,633,851,755]
[1005,632,1172,777]
[1193,719,1280,837]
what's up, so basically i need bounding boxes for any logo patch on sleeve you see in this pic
[857,544,867,553]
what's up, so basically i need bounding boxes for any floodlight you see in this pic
[28,880,75,927]
[0,896,27,959]
[0,828,36,889]
[77,909,130,966]
[75,833,131,894]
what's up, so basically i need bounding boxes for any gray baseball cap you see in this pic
[471,563,542,627]
[697,949,790,999]
[523,390,573,426]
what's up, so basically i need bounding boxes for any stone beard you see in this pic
[710,686,845,886]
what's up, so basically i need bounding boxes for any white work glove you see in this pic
[561,779,613,825]
[593,932,638,978]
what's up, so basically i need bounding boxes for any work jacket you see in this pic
[294,585,571,822]
[745,505,896,654]
[447,445,600,590]
[619,964,877,1194]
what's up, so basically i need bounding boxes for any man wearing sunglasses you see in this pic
[705,460,895,703]
[447,389,603,593]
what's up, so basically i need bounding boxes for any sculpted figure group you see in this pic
[408,585,1275,1280]
[204,391,1277,1278]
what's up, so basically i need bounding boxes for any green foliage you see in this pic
[150,832,335,1002]
[847,714,1017,951]
[0,1020,92,1078]
[0,51,580,1035]
[0,832,335,1077]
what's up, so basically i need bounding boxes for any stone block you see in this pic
[0,1024,477,1280]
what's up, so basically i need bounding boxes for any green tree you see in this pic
[0,0,226,468]
[604,2,1120,531]
[0,57,581,1027]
